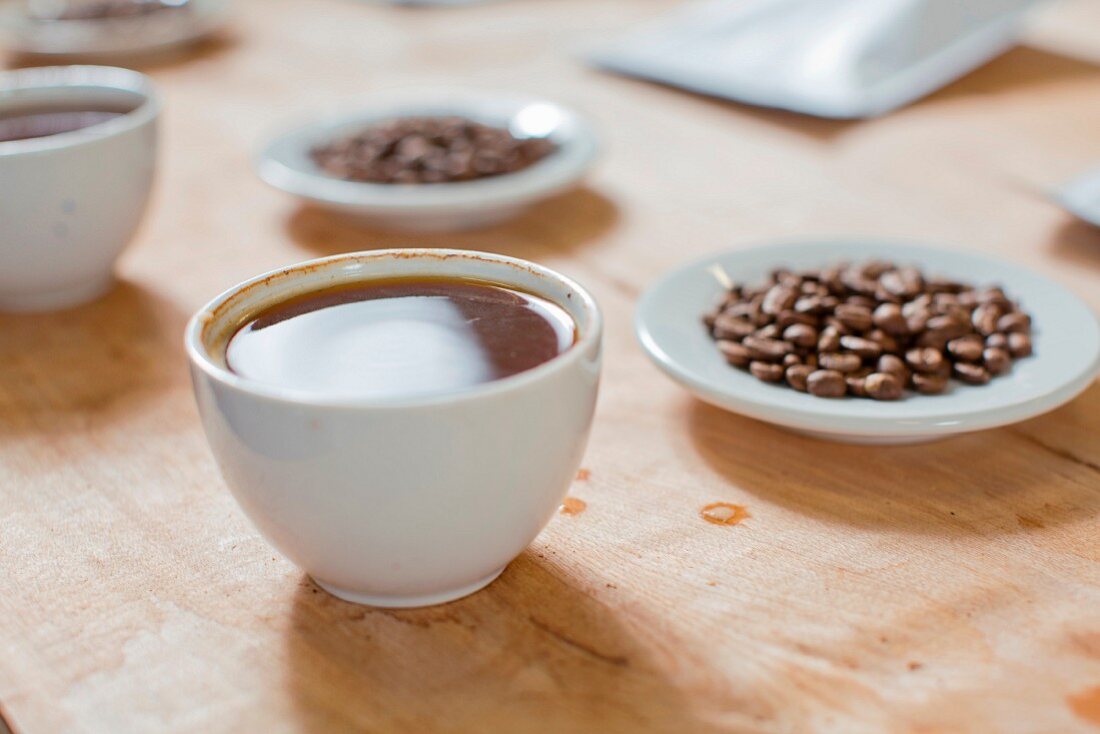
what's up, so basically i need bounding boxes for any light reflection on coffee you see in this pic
[225,277,576,400]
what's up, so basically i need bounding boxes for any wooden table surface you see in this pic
[3,1,1100,732]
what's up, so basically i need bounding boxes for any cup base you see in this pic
[0,274,115,313]
[312,567,506,608]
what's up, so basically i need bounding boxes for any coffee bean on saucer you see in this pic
[905,347,944,374]
[953,362,990,385]
[946,335,983,362]
[1008,332,1032,357]
[998,312,1031,333]
[703,259,1033,400]
[865,372,903,400]
[983,347,1011,375]
[750,361,785,382]
[712,314,756,340]
[786,364,813,392]
[783,323,818,348]
[717,340,752,367]
[872,302,908,335]
[912,372,949,395]
[819,353,862,373]
[807,369,846,397]
[742,335,794,362]
[834,303,873,332]
[839,335,882,358]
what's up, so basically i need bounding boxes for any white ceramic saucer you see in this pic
[636,240,1100,444]
[0,0,229,59]
[255,92,599,232]
[1056,166,1100,229]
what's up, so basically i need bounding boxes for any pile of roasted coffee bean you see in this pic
[310,116,556,185]
[704,261,1033,399]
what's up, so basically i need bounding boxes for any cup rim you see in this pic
[184,249,603,410]
[0,65,159,157]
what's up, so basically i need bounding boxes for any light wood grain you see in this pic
[2,0,1100,732]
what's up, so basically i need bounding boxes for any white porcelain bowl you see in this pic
[1056,166,1100,229]
[636,240,1100,444]
[186,249,603,607]
[0,65,158,311]
[0,0,229,58]
[255,92,600,232]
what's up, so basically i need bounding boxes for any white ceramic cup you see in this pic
[0,65,158,312]
[185,249,603,607]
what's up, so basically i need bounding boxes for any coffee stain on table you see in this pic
[700,502,750,526]
[1067,685,1100,726]
[561,497,587,516]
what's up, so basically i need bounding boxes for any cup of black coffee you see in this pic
[0,65,158,311]
[185,249,603,608]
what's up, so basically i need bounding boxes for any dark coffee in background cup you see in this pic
[225,277,577,400]
[0,103,130,143]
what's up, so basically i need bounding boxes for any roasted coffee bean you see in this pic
[846,295,878,310]
[997,312,1031,333]
[783,323,818,348]
[953,362,990,385]
[750,361,785,383]
[824,316,853,336]
[818,352,862,373]
[877,354,910,384]
[912,372,948,395]
[983,347,1011,375]
[755,324,781,340]
[807,369,847,397]
[926,278,965,294]
[1008,332,1032,357]
[946,335,983,362]
[776,310,816,329]
[705,260,1032,400]
[866,329,900,355]
[712,314,756,340]
[879,267,922,298]
[872,302,908,335]
[818,327,841,353]
[860,260,894,279]
[312,116,555,184]
[839,335,882,358]
[905,347,944,374]
[786,364,813,392]
[916,329,950,350]
[977,287,1010,307]
[834,303,873,332]
[926,314,970,341]
[865,372,903,400]
[906,310,931,334]
[742,335,794,362]
[762,284,798,315]
[794,296,828,315]
[717,340,752,367]
[972,303,1003,336]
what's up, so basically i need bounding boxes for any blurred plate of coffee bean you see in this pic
[635,240,1100,444]
[255,91,599,232]
[1,0,229,59]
